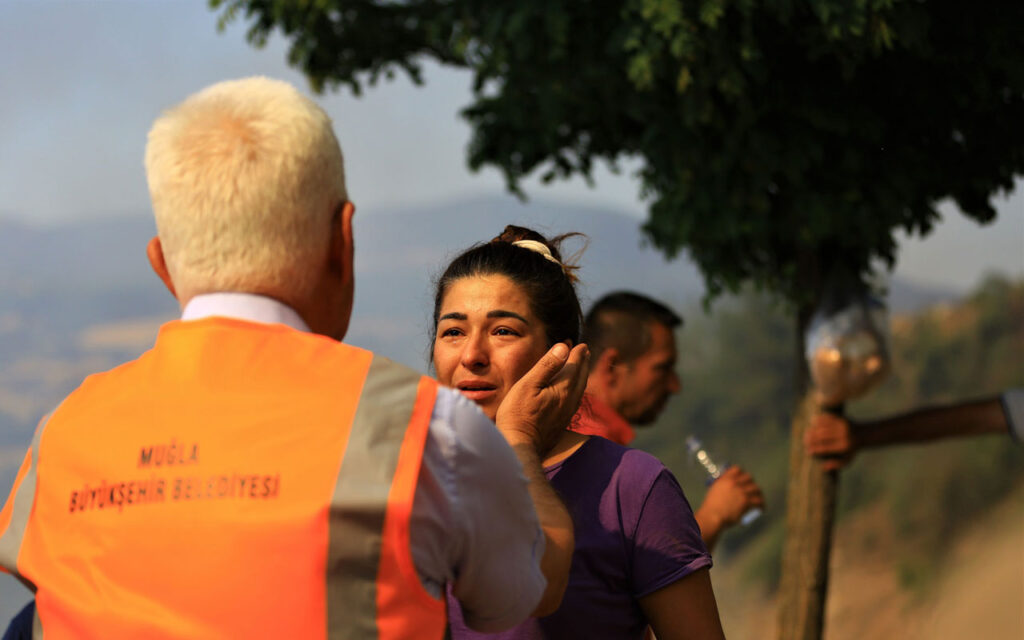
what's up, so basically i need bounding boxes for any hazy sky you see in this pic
[1,0,1021,292]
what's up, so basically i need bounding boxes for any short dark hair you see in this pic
[431,225,584,359]
[583,291,682,363]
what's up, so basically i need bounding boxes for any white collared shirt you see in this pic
[181,293,546,630]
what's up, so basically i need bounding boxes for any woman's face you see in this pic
[433,274,551,421]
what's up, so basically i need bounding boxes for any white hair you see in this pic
[145,76,347,301]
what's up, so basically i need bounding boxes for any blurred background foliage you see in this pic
[636,274,1024,593]
[212,0,1024,306]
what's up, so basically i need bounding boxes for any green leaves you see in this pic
[211,0,1024,309]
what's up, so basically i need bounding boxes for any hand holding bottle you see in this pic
[702,466,765,527]
[686,436,764,527]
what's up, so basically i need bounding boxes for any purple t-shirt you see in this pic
[447,436,712,639]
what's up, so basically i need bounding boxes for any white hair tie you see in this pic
[511,240,562,266]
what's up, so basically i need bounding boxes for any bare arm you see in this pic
[805,396,1009,470]
[502,440,575,616]
[694,466,764,551]
[855,397,1008,445]
[639,569,725,640]
[496,342,590,616]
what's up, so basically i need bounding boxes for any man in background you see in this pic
[0,76,585,637]
[573,291,764,550]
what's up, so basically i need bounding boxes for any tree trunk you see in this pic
[776,311,841,640]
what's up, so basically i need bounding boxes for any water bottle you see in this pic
[685,436,761,526]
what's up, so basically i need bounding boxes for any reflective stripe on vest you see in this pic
[0,414,48,571]
[0,319,446,639]
[327,355,444,639]
[0,415,50,639]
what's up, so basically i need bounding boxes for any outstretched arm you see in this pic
[805,395,1010,470]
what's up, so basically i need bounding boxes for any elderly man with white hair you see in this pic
[0,76,586,639]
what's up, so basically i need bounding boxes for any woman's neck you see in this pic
[543,430,590,467]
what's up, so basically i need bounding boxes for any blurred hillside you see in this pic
[636,275,1024,637]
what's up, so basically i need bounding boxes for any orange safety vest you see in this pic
[0,317,446,639]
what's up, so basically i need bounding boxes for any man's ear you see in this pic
[594,347,621,386]
[328,201,355,277]
[146,237,177,299]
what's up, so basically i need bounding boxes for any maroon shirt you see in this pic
[447,436,711,639]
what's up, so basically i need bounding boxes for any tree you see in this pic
[211,1,1024,637]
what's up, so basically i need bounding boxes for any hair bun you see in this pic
[491,224,582,285]
[491,224,548,246]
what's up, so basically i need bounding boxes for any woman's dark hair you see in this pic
[431,225,585,353]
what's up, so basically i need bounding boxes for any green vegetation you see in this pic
[212,0,1024,305]
[635,275,1024,591]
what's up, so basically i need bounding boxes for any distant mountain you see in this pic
[0,196,960,326]
[0,196,962,446]
[0,215,159,289]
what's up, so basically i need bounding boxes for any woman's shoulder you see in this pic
[573,436,673,488]
[576,439,701,546]
[586,434,666,464]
